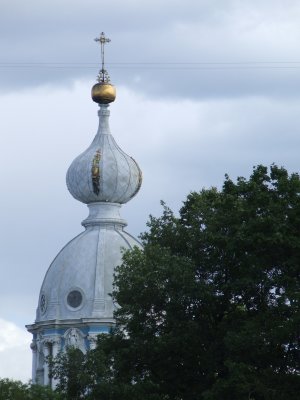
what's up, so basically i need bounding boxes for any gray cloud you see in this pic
[0,319,31,381]
[1,1,300,99]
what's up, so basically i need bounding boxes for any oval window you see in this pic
[67,290,83,308]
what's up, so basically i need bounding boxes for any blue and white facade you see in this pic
[26,101,142,387]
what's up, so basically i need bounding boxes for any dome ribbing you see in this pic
[66,104,142,204]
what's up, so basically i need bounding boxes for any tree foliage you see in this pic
[0,378,61,400]
[49,347,96,399]
[52,165,300,399]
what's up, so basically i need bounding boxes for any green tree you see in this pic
[0,378,61,400]
[52,165,300,399]
[49,347,90,400]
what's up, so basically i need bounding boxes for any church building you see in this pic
[26,33,142,387]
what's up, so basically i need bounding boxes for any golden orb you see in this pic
[91,83,116,104]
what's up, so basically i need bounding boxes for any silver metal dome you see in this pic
[36,203,141,323]
[66,104,142,204]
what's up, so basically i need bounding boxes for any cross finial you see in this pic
[94,32,111,83]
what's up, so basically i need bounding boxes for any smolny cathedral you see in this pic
[26,33,142,387]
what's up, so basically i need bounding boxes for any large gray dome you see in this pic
[66,104,142,204]
[36,203,141,323]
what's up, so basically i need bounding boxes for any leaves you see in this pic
[0,379,62,400]
[51,165,300,400]
[49,347,89,399]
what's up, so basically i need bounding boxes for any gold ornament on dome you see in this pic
[92,32,116,104]
[91,150,101,195]
[91,83,116,104]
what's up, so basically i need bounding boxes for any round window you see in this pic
[67,290,83,308]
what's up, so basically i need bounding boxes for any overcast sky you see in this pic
[1,0,300,382]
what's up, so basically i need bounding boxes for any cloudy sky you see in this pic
[1,0,300,382]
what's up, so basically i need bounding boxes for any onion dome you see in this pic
[66,104,142,204]
[66,32,141,204]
